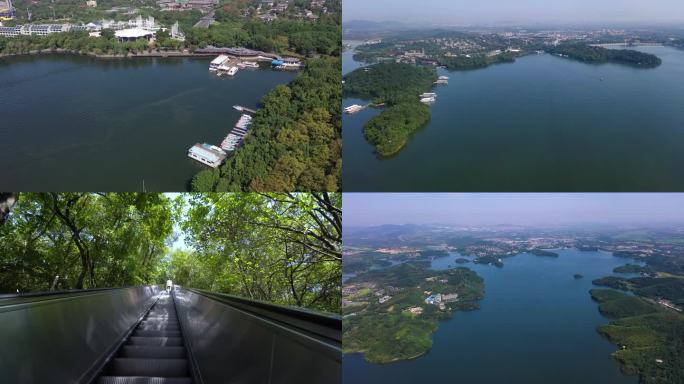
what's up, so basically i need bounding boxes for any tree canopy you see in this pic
[0,192,341,314]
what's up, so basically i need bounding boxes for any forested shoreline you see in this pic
[192,57,341,191]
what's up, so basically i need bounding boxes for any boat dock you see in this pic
[209,51,302,77]
[420,92,437,104]
[434,75,449,85]
[220,114,253,151]
[188,108,259,167]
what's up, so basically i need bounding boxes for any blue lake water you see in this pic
[0,55,295,191]
[343,45,684,191]
[344,249,640,384]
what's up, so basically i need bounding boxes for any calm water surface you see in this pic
[344,249,640,384]
[0,55,295,191]
[343,46,684,191]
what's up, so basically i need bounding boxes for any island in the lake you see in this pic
[343,262,484,363]
[548,43,662,68]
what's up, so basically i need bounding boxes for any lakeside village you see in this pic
[343,278,460,319]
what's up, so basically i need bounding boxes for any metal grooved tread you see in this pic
[98,293,191,384]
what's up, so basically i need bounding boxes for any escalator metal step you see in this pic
[98,376,191,384]
[108,358,189,377]
[119,346,186,359]
[141,320,178,325]
[138,324,179,331]
[133,330,181,337]
[127,337,183,347]
[143,317,178,322]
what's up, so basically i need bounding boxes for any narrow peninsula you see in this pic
[343,262,484,364]
[344,62,437,157]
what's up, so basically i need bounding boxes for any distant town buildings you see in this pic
[86,0,97,8]
[0,0,15,20]
[425,293,441,305]
[378,295,391,304]
[157,0,218,12]
[406,306,423,315]
[0,16,160,38]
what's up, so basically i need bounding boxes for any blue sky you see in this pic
[343,0,684,25]
[343,193,684,227]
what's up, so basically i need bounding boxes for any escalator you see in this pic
[97,292,192,384]
[0,285,341,384]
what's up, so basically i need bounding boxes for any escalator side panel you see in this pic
[174,287,341,384]
[0,286,160,384]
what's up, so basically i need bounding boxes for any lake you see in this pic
[344,249,640,384]
[343,45,684,191]
[0,55,296,191]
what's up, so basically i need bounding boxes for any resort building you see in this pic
[114,27,155,42]
[441,293,459,302]
[187,143,228,168]
[425,293,442,305]
[407,307,424,315]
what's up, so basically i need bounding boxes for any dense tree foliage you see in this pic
[0,192,341,313]
[344,263,484,363]
[364,101,431,157]
[343,62,437,104]
[185,18,340,56]
[549,43,662,68]
[591,289,684,384]
[192,57,341,191]
[440,52,516,70]
[0,31,155,56]
[176,193,341,313]
[0,193,174,291]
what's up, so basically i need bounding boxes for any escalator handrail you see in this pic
[185,288,342,344]
[0,285,161,313]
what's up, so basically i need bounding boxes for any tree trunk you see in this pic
[0,192,19,226]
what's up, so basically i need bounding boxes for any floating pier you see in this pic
[220,114,253,152]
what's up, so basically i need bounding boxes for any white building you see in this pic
[114,27,154,42]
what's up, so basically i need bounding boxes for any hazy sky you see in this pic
[343,0,684,25]
[344,194,684,227]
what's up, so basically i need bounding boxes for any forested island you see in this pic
[548,43,662,68]
[343,262,484,363]
[364,101,431,157]
[529,249,560,257]
[440,51,518,70]
[344,62,437,156]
